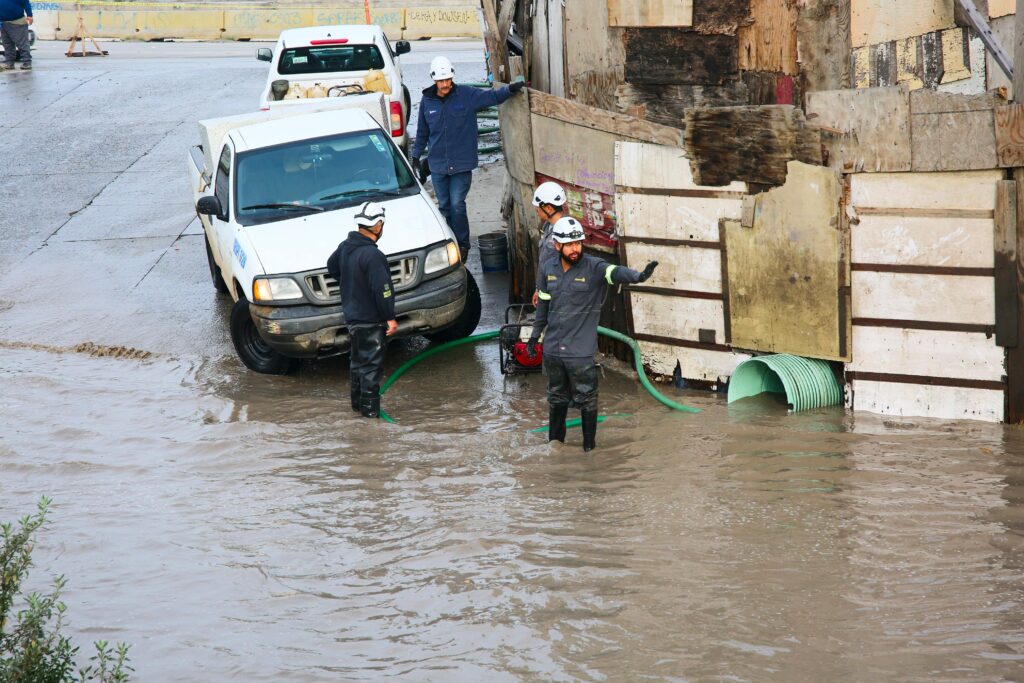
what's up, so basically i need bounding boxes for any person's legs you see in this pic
[566,360,600,452]
[0,23,15,68]
[357,325,386,419]
[349,326,370,412]
[543,356,570,443]
[432,171,453,228]
[447,171,473,256]
[10,22,29,67]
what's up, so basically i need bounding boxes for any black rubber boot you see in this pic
[360,393,380,419]
[350,381,361,413]
[549,405,568,443]
[581,409,598,452]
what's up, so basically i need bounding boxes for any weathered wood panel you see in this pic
[617,194,742,242]
[531,0,550,93]
[797,0,852,92]
[563,0,625,110]
[630,295,727,343]
[529,89,685,147]
[995,179,1019,346]
[850,27,975,91]
[615,141,747,191]
[995,103,1024,167]
[987,14,1014,97]
[849,327,1005,380]
[684,106,822,187]
[725,162,847,360]
[850,169,1002,210]
[742,72,799,105]
[852,271,995,323]
[640,340,749,382]
[607,0,693,27]
[850,380,1004,421]
[851,0,956,48]
[532,114,637,195]
[614,82,749,128]
[852,215,996,268]
[498,83,535,185]
[806,86,912,173]
[623,29,738,85]
[622,242,722,293]
[692,0,751,34]
[910,90,999,172]
[738,0,799,74]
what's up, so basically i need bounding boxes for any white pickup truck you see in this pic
[186,102,480,374]
[256,25,412,155]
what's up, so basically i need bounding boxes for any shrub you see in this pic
[0,497,132,683]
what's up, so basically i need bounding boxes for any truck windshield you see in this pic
[277,45,385,75]
[235,129,417,226]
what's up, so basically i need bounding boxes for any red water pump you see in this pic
[499,305,544,375]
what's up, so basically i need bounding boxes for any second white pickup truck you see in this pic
[187,104,480,374]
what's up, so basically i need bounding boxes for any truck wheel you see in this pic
[230,298,300,375]
[205,233,229,294]
[423,271,481,343]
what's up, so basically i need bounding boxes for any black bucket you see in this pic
[478,231,509,272]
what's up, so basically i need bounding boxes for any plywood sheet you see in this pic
[640,340,749,382]
[798,0,852,92]
[850,0,956,48]
[498,84,535,185]
[852,271,995,324]
[532,114,628,195]
[849,327,1004,380]
[547,0,566,98]
[630,294,727,343]
[692,0,751,34]
[852,215,996,268]
[615,141,746,191]
[987,15,1015,97]
[910,90,999,172]
[617,194,742,242]
[564,0,626,110]
[607,0,693,27]
[623,29,737,85]
[623,242,722,293]
[806,86,912,173]
[850,170,1002,210]
[725,162,847,360]
[737,0,799,75]
[995,103,1024,167]
[849,380,1003,421]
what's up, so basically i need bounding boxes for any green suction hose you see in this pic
[377,327,700,424]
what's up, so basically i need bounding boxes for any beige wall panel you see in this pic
[630,294,726,343]
[532,114,627,195]
[852,271,995,324]
[850,380,1003,421]
[850,170,1002,210]
[849,327,1005,380]
[616,194,741,242]
[806,86,912,173]
[403,8,480,39]
[607,0,693,27]
[498,84,535,185]
[990,0,1015,17]
[937,33,988,95]
[59,10,137,39]
[852,215,995,268]
[615,141,746,192]
[988,15,1014,97]
[622,243,722,293]
[640,340,749,382]
[136,10,226,40]
[850,0,955,48]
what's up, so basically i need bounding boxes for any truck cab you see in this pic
[187,107,480,374]
[256,25,412,155]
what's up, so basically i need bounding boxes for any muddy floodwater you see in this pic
[4,338,1024,681]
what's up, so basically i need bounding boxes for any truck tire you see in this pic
[205,233,230,294]
[423,271,481,343]
[230,298,300,375]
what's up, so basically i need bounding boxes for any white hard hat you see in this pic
[551,216,585,244]
[429,56,455,80]
[354,201,386,227]
[532,181,567,207]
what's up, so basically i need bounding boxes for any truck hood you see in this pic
[242,192,449,275]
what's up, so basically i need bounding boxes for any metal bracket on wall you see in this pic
[955,0,1013,80]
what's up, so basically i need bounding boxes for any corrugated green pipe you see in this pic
[727,354,842,412]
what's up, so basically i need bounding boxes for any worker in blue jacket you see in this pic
[0,0,32,70]
[327,202,398,419]
[410,55,524,260]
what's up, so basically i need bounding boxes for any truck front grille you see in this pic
[307,256,418,301]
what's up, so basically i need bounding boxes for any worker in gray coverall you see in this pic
[527,216,658,452]
[530,180,568,307]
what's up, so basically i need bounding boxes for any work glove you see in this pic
[638,260,659,283]
[509,78,526,94]
[526,338,539,359]
[412,156,429,183]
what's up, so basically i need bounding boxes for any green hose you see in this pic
[378,327,700,424]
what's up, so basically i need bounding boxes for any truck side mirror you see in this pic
[256,48,273,62]
[197,196,223,217]
[395,41,411,56]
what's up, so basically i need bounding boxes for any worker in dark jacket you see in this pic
[327,202,398,419]
[527,217,658,451]
[0,0,32,70]
[410,55,524,259]
[530,180,568,307]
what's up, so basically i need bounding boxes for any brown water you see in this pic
[3,341,1024,681]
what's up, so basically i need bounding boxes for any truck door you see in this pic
[212,142,237,295]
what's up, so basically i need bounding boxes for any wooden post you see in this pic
[1008,169,1024,422]
[995,180,1018,348]
[480,0,509,82]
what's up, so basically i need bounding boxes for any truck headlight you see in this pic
[253,277,303,302]
[424,241,460,274]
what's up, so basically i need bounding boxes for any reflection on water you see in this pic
[3,344,1024,681]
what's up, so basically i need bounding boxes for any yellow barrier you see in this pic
[38,4,481,42]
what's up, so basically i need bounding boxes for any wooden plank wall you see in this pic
[850,0,956,48]
[614,141,750,385]
[607,0,694,27]
[846,170,1007,422]
[564,0,626,111]
[849,26,988,94]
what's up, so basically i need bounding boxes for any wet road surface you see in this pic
[3,42,1024,682]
